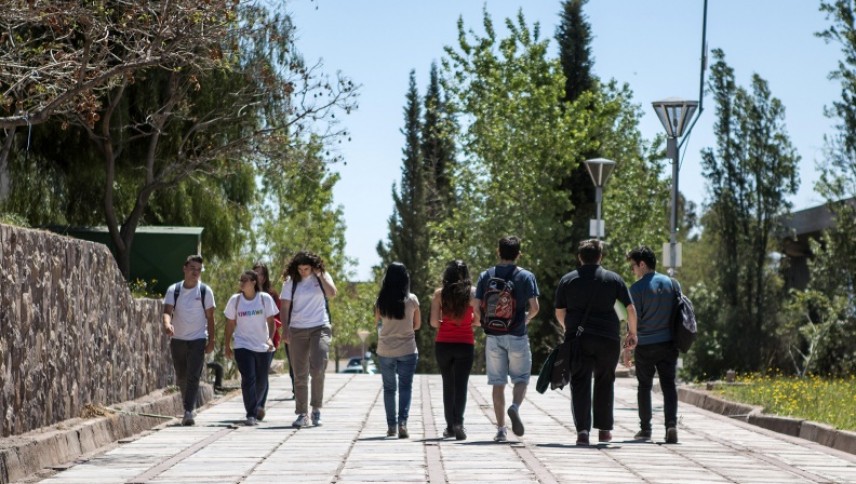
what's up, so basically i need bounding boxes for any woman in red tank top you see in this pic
[430,260,477,441]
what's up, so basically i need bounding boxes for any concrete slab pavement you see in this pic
[31,374,856,483]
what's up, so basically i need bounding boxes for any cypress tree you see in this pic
[376,70,434,369]
[555,0,597,254]
[421,62,457,221]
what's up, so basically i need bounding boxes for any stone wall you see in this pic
[0,224,174,437]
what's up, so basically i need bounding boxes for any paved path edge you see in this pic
[679,385,856,455]
[0,384,216,484]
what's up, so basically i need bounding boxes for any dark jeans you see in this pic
[570,333,620,432]
[170,338,207,413]
[378,353,419,427]
[234,348,271,418]
[258,351,276,409]
[435,343,475,429]
[635,341,679,431]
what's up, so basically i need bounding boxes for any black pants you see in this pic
[570,333,620,432]
[435,342,475,429]
[169,338,207,413]
[234,348,271,418]
[635,341,679,431]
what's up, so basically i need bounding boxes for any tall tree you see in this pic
[377,71,433,370]
[775,0,856,377]
[440,10,668,367]
[421,62,457,221]
[697,49,800,374]
[555,0,598,263]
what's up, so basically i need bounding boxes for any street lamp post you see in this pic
[652,98,698,275]
[356,329,370,373]
[582,158,617,240]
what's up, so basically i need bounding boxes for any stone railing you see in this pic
[0,224,173,437]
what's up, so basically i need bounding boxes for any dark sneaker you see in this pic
[665,427,678,444]
[387,426,397,437]
[256,407,266,421]
[292,414,309,428]
[398,424,409,439]
[634,429,652,441]
[576,431,590,446]
[507,405,524,437]
[311,410,322,427]
[598,430,612,443]
[181,411,195,426]
[442,427,454,439]
[453,424,467,441]
[493,426,507,442]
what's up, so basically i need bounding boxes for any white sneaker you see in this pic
[292,414,309,428]
[245,416,258,426]
[494,426,508,442]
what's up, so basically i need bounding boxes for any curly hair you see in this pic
[376,262,410,320]
[440,260,471,318]
[283,251,325,282]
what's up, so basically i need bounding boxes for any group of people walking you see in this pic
[163,251,337,428]
[162,235,682,446]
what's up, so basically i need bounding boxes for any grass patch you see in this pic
[713,373,856,431]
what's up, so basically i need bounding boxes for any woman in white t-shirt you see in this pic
[375,262,420,439]
[224,270,279,426]
[280,251,337,428]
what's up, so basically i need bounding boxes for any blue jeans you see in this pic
[485,334,532,385]
[234,348,271,418]
[378,353,418,427]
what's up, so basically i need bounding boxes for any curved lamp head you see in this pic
[652,98,698,138]
[583,158,617,187]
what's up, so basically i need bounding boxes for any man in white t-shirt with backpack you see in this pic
[162,255,216,426]
[473,236,540,442]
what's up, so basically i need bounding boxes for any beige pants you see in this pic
[289,324,332,415]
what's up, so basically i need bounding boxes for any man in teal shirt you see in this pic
[627,246,679,444]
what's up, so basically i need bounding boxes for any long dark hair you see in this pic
[252,262,273,292]
[240,270,260,296]
[283,251,325,283]
[441,260,471,318]
[376,262,410,320]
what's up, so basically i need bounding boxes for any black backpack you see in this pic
[480,266,521,332]
[669,278,697,352]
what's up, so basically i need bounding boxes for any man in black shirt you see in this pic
[554,239,637,445]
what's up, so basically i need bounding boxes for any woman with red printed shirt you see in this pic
[429,260,477,441]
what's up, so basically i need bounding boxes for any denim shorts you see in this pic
[485,334,532,385]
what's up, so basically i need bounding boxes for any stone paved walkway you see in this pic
[36,374,856,483]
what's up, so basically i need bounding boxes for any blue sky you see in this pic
[288,1,840,280]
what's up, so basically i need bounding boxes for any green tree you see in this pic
[694,49,800,375]
[376,71,434,370]
[440,10,669,366]
[422,62,458,221]
[774,0,856,377]
[1,3,357,279]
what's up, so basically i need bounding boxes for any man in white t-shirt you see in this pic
[162,255,216,426]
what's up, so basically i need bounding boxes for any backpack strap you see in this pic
[173,282,208,318]
[314,274,332,323]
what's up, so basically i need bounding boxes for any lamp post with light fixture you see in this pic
[651,98,698,275]
[582,158,616,240]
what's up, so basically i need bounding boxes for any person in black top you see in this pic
[554,239,637,445]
